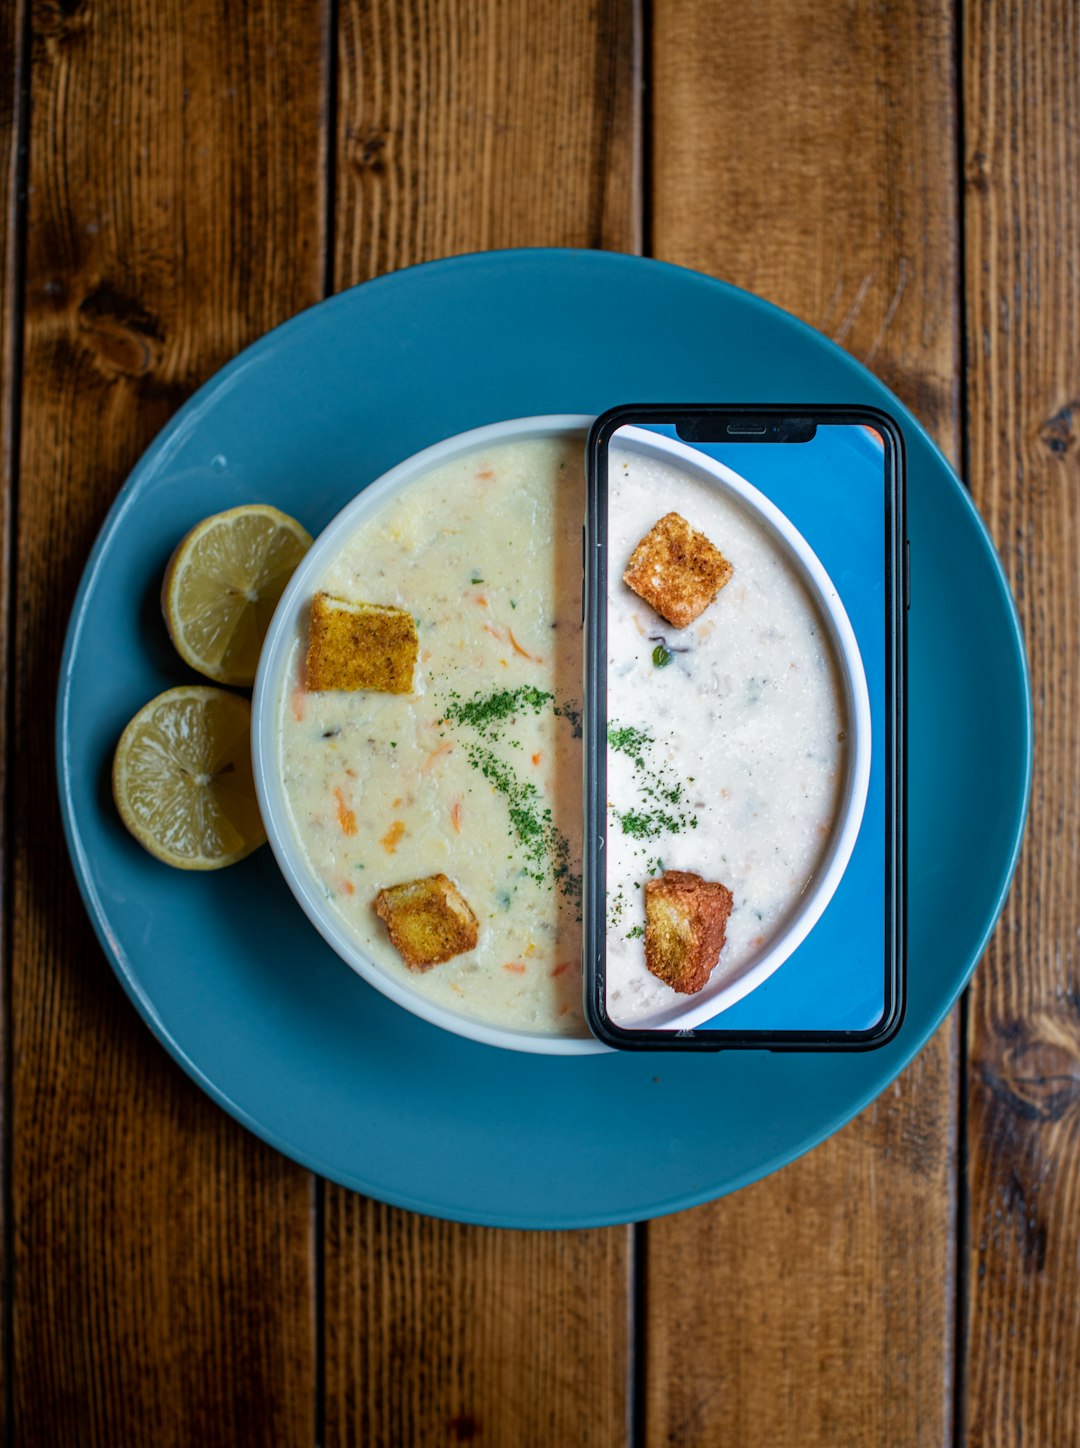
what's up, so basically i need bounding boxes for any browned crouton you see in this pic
[374,873,480,970]
[305,591,418,693]
[623,512,733,628]
[644,870,734,994]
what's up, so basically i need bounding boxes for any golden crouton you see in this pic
[305,591,417,693]
[623,512,733,628]
[374,873,480,971]
[644,870,733,995]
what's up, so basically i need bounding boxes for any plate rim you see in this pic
[55,247,1033,1227]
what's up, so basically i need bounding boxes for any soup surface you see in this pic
[604,443,847,1026]
[278,436,588,1037]
[277,433,849,1039]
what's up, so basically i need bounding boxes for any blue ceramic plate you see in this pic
[57,250,1031,1228]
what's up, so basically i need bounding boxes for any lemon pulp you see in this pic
[162,504,311,686]
[112,686,265,869]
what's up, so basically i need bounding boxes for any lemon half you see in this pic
[112,686,265,870]
[162,504,311,686]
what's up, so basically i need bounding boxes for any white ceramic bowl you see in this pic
[252,415,606,1056]
[603,426,872,1032]
[252,415,870,1053]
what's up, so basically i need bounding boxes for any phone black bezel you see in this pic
[583,404,907,1052]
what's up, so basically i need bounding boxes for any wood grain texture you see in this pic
[326,1197,631,1447]
[334,0,641,282]
[642,1048,958,1447]
[13,2,325,1440]
[652,0,960,443]
[325,4,640,1445]
[1,0,28,1432]
[645,2,960,1444]
[962,3,1080,1444]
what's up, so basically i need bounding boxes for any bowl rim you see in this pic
[252,412,870,1053]
[598,424,872,1031]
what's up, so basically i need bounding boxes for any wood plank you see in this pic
[645,2,960,1444]
[325,3,640,1444]
[334,0,640,281]
[0,0,28,1433]
[961,3,1080,1444]
[326,1198,631,1447]
[12,3,325,1440]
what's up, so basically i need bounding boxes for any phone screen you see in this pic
[583,408,904,1049]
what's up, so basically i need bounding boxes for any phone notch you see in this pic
[675,415,818,444]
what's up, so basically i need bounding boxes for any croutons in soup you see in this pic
[278,436,589,1038]
[604,444,847,1026]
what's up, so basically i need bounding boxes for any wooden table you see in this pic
[4,1,1076,1443]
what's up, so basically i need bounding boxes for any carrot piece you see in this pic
[476,468,495,481]
[421,740,454,771]
[485,620,544,664]
[551,961,572,978]
[503,962,526,974]
[450,799,462,833]
[334,788,358,836]
[474,595,488,607]
[508,628,543,664]
[288,657,305,724]
[531,752,542,766]
[341,880,356,896]
[381,819,406,853]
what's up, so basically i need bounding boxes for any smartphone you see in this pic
[583,405,906,1051]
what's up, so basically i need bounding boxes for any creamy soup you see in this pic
[278,437,588,1038]
[278,434,848,1038]
[604,444,847,1027]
